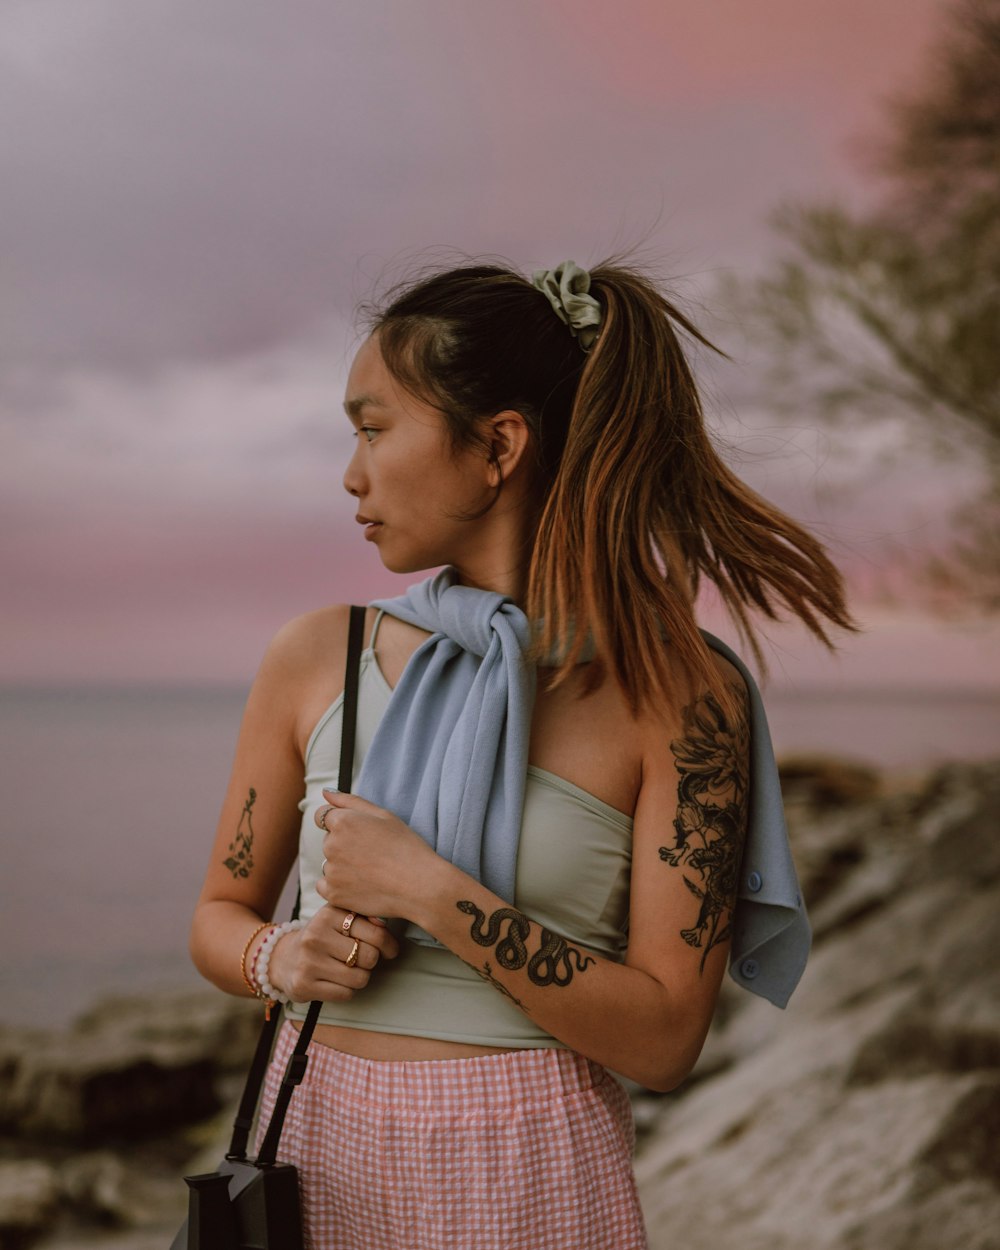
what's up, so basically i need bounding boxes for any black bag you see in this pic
[171,604,366,1250]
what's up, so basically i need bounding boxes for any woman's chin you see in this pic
[377,547,443,577]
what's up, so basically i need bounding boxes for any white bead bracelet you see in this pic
[253,919,307,1006]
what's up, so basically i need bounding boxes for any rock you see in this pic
[0,1160,59,1246]
[5,763,999,1249]
[638,1065,1000,1250]
[901,761,1000,889]
[0,990,260,1141]
[846,992,1000,1086]
[915,1076,1000,1185]
[0,1028,218,1141]
[35,1229,182,1250]
[54,1148,188,1236]
[782,799,880,912]
[778,754,882,808]
[71,990,261,1075]
[838,1179,1000,1250]
[61,1152,141,1226]
[635,760,1000,1250]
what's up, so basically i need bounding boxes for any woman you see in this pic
[190,257,854,1249]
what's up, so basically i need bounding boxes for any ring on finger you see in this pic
[315,804,335,831]
[320,857,328,876]
[345,938,361,968]
[341,911,357,936]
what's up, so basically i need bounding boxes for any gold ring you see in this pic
[345,938,361,968]
[341,912,357,935]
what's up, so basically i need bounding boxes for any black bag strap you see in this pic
[227,603,368,1164]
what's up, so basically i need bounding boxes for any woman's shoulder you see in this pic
[259,604,360,679]
[247,605,379,758]
[259,604,435,692]
[707,649,749,700]
[642,642,748,721]
[629,645,749,783]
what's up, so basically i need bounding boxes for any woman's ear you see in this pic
[486,410,532,487]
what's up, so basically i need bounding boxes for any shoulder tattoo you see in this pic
[658,682,749,973]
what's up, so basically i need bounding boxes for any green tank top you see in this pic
[283,612,633,1048]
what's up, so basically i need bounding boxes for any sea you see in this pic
[3,683,999,1029]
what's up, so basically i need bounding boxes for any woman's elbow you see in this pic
[617,1017,710,1092]
[187,907,212,979]
[626,1054,698,1094]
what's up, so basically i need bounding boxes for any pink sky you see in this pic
[5,0,996,690]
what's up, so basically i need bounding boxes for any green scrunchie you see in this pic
[531,260,603,351]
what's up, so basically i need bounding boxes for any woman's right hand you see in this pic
[262,906,401,1002]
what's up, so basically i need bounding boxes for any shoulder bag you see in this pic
[171,603,367,1250]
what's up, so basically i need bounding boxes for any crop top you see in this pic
[283,611,634,1048]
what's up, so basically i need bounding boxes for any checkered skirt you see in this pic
[254,1021,648,1250]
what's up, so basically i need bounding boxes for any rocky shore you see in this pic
[634,757,1000,1249]
[1,758,997,1249]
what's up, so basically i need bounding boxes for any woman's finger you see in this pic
[308,904,398,957]
[298,919,387,974]
[335,910,400,958]
[286,946,376,999]
[335,932,380,971]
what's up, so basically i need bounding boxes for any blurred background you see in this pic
[3,0,997,1020]
[1,1,998,1243]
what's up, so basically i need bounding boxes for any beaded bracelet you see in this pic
[254,919,308,1017]
[240,922,274,1000]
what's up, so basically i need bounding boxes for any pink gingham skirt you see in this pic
[254,1021,648,1250]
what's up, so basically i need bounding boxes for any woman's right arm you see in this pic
[188,607,398,1003]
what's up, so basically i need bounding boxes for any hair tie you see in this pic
[531,260,603,351]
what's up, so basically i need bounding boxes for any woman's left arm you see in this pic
[317,670,749,1092]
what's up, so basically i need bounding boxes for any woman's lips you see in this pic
[364,522,383,540]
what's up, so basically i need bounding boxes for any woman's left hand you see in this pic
[314,788,441,920]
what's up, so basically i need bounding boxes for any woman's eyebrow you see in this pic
[343,394,387,421]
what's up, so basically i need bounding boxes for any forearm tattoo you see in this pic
[461,958,527,1010]
[223,787,257,879]
[456,902,596,988]
[658,683,749,973]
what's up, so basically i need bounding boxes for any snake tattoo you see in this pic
[456,902,596,988]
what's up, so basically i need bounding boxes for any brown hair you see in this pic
[360,256,857,719]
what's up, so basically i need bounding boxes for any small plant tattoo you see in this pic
[461,958,527,1010]
[223,788,257,879]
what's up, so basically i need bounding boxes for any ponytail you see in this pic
[525,263,857,719]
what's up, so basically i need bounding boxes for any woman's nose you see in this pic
[342,445,366,498]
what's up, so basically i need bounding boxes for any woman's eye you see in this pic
[356,426,377,442]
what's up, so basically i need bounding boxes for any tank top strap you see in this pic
[367,606,388,652]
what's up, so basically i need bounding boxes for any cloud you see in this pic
[4,0,943,380]
[2,313,977,683]
[1,0,962,684]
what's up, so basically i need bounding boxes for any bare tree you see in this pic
[720,0,1000,609]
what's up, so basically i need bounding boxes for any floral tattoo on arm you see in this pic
[658,683,749,973]
[223,788,257,879]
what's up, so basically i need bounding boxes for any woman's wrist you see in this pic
[410,856,466,934]
[241,921,274,999]
[241,919,304,1011]
[254,920,307,1002]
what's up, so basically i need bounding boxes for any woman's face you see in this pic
[341,334,495,575]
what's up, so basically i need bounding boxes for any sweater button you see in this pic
[741,958,760,980]
[746,871,763,893]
